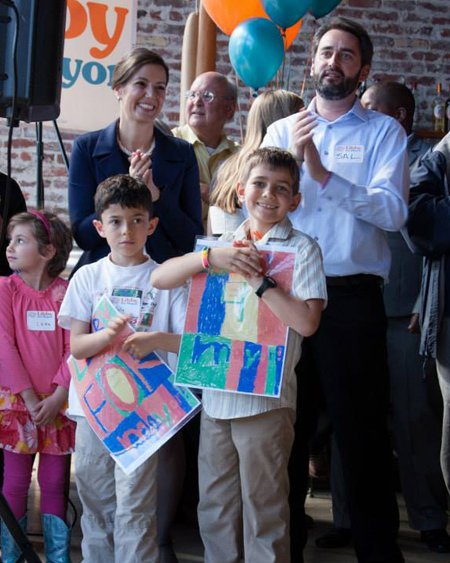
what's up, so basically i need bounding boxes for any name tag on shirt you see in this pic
[27,311,55,331]
[110,295,141,320]
[334,145,364,163]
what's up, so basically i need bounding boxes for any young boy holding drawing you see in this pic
[151,147,327,562]
[59,174,187,563]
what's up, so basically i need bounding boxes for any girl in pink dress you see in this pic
[0,211,75,562]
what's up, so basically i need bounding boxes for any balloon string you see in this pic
[300,56,309,99]
[284,50,291,91]
[300,24,316,99]
[234,72,245,145]
[280,28,287,89]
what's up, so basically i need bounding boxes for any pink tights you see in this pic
[2,450,68,521]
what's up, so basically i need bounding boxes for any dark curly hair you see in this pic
[94,174,153,218]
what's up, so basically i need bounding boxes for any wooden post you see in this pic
[196,4,217,76]
[178,4,217,126]
[179,11,199,126]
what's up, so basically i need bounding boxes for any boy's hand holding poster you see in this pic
[176,239,296,398]
[67,296,201,474]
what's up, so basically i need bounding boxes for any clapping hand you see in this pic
[129,150,160,202]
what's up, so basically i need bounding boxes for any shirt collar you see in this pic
[233,216,294,244]
[183,124,234,152]
[308,96,368,124]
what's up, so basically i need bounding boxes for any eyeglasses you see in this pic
[185,90,217,104]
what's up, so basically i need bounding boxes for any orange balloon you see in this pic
[202,0,302,48]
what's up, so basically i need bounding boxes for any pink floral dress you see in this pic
[0,274,75,455]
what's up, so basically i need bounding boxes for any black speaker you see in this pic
[0,0,67,122]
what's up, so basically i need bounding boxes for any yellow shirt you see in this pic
[172,124,239,186]
[172,124,239,228]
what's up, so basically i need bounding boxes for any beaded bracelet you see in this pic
[201,247,211,271]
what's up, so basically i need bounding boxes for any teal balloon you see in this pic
[229,18,285,90]
[310,0,341,18]
[262,0,311,29]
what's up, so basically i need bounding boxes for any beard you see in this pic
[313,67,362,100]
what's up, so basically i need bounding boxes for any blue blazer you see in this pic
[69,120,203,269]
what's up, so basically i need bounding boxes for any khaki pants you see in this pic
[198,408,295,563]
[75,419,159,563]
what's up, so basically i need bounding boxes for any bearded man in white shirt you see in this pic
[262,17,409,563]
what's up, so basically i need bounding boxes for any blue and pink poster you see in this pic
[67,296,201,474]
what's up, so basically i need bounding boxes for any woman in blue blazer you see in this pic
[68,48,202,561]
[69,48,203,271]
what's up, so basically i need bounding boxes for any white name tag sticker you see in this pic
[27,311,55,331]
[110,295,141,320]
[334,145,364,163]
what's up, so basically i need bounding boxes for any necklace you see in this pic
[117,134,155,157]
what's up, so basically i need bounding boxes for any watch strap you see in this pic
[255,276,277,298]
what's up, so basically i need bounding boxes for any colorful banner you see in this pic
[176,240,296,397]
[67,295,201,474]
[59,0,137,131]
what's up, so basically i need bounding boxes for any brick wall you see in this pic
[0,0,449,214]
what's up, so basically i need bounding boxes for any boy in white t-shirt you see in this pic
[151,148,327,562]
[59,174,186,563]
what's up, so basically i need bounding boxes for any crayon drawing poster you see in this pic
[67,296,201,474]
[176,240,296,398]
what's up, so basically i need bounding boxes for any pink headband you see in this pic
[30,210,52,243]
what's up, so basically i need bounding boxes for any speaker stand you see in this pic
[35,119,69,208]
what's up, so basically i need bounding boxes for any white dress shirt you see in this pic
[262,97,409,280]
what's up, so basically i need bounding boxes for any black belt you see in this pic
[326,274,383,287]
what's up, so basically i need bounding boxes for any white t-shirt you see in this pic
[59,255,187,417]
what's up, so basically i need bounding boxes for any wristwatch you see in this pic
[255,275,277,298]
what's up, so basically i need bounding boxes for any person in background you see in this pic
[361,81,431,168]
[69,47,203,271]
[0,172,27,276]
[151,147,327,563]
[0,211,74,562]
[406,131,450,511]
[208,89,304,236]
[172,72,238,530]
[262,18,409,563]
[59,175,187,563]
[317,81,450,554]
[172,71,238,228]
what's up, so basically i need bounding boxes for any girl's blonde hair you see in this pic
[210,89,304,213]
[8,211,72,278]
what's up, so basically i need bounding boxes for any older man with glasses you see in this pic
[173,72,238,227]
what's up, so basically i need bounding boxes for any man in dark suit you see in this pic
[407,131,450,510]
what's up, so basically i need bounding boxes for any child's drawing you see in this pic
[176,240,296,397]
[67,296,201,474]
